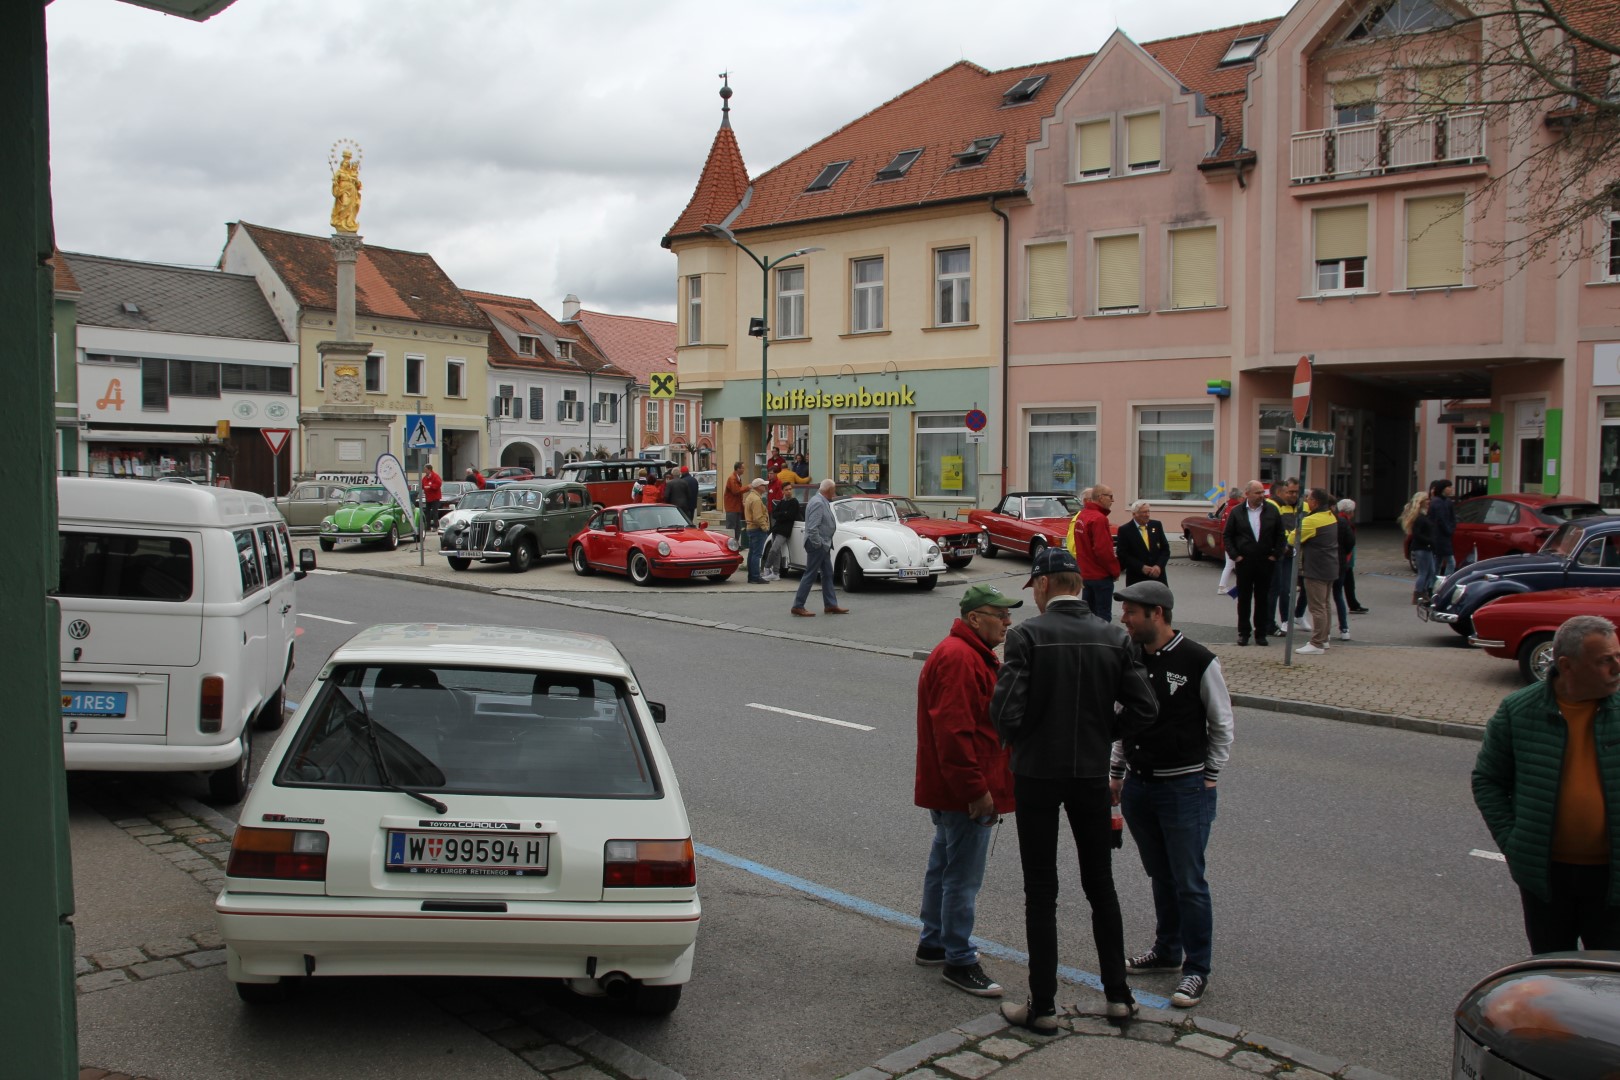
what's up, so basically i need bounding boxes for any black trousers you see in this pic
[1233,558,1273,640]
[1521,862,1620,954]
[1012,774,1132,1009]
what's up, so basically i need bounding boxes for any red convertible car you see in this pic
[1404,493,1603,566]
[965,492,1084,561]
[1180,498,1242,561]
[1469,587,1620,682]
[851,495,983,569]
[568,503,741,585]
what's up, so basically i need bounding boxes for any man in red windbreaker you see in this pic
[1067,484,1120,622]
[914,583,1022,999]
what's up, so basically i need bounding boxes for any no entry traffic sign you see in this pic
[1292,356,1313,426]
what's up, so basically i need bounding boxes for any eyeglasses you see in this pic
[970,608,1014,621]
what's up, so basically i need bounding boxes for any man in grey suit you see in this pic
[792,479,848,617]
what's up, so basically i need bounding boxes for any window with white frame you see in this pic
[777,265,805,338]
[1027,410,1097,493]
[1607,213,1620,281]
[934,247,971,325]
[1026,242,1070,318]
[1332,78,1378,125]
[365,354,384,393]
[700,417,713,435]
[645,398,659,433]
[686,276,701,345]
[673,401,687,435]
[593,392,618,424]
[495,383,517,419]
[1125,112,1162,171]
[1136,406,1214,502]
[405,354,426,396]
[446,358,465,398]
[1405,194,1465,288]
[560,389,583,422]
[833,414,889,492]
[1095,234,1142,313]
[852,257,885,332]
[915,413,978,499]
[559,341,574,360]
[517,335,539,357]
[1313,205,1369,292]
[1075,119,1111,178]
[1169,226,1218,309]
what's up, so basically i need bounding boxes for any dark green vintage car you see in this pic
[318,486,423,552]
[438,480,593,573]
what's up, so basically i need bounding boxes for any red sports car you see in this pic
[1405,493,1603,566]
[568,503,741,585]
[851,495,983,569]
[1180,498,1242,562]
[966,492,1084,561]
[1469,587,1620,683]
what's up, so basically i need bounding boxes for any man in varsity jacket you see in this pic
[1111,581,1235,1012]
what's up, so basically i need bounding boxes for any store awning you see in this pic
[83,430,217,444]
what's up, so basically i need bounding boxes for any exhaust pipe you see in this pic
[598,971,632,998]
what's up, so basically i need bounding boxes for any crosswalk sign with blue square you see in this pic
[407,414,437,449]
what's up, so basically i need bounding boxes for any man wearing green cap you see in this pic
[914,583,1023,999]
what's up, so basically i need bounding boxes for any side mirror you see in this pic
[649,701,667,724]
[698,521,709,530]
[296,548,317,580]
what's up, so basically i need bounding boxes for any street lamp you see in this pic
[702,223,822,467]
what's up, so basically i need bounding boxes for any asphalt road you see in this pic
[72,565,1521,1079]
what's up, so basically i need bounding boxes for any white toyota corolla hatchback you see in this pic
[216,623,699,1015]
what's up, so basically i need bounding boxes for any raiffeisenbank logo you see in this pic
[764,384,917,411]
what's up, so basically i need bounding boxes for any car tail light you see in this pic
[603,838,695,887]
[199,675,225,733]
[227,827,329,881]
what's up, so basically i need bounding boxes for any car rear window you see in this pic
[56,531,194,602]
[279,664,660,799]
[1537,503,1603,524]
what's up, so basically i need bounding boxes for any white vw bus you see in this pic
[56,478,315,802]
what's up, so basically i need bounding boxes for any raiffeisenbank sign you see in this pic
[764,384,917,412]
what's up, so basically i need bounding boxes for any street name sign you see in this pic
[1282,428,1336,457]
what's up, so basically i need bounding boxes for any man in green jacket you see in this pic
[1473,615,1620,953]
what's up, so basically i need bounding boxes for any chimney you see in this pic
[562,293,581,321]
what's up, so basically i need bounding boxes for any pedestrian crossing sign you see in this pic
[407,414,437,449]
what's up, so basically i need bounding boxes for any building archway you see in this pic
[501,441,539,471]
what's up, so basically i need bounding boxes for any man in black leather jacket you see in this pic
[990,548,1158,1033]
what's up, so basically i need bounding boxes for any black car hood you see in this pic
[1444,551,1563,586]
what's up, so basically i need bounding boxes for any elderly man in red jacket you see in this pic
[915,583,1023,998]
[1065,484,1120,622]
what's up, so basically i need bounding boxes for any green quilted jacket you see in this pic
[1472,676,1620,905]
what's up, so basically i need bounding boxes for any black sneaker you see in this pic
[1126,947,1182,974]
[1171,973,1207,1007]
[941,962,1003,998]
[914,945,946,967]
[1000,999,1059,1034]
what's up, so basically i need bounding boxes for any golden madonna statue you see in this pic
[330,147,362,233]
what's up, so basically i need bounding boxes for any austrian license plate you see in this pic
[952,547,976,557]
[690,567,723,577]
[1452,1030,1507,1080]
[1417,606,1431,622]
[335,537,362,547]
[62,691,128,718]
[385,830,549,876]
[895,568,925,579]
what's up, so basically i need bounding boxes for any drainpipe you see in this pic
[990,196,1010,502]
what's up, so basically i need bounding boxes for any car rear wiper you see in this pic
[347,689,447,815]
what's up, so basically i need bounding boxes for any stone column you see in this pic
[331,232,362,343]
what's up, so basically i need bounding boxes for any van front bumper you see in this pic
[64,739,243,772]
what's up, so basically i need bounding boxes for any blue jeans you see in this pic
[1272,553,1295,629]
[918,809,995,967]
[745,528,766,580]
[1121,773,1218,978]
[1413,549,1437,598]
[1081,578,1114,622]
[793,543,838,609]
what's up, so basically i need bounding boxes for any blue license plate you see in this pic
[62,691,128,718]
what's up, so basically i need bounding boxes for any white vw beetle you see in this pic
[787,496,946,591]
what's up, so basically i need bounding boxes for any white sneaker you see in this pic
[1216,582,1231,594]
[1339,630,1351,641]
[1295,643,1325,654]
[1299,613,1313,631]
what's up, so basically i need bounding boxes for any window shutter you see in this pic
[1095,234,1141,311]
[1026,243,1069,318]
[556,400,565,422]
[1125,113,1162,168]
[1170,227,1218,308]
[1313,205,1369,261]
[1416,66,1467,109]
[530,387,543,417]
[1406,194,1465,288]
[491,396,501,416]
[513,395,524,419]
[1332,78,1377,107]
[1076,120,1111,175]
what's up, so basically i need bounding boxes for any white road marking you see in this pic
[746,702,874,732]
[1470,849,1506,862]
[308,568,347,576]
[299,613,355,625]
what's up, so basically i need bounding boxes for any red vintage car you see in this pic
[1180,498,1242,562]
[1469,587,1620,682]
[851,495,983,569]
[568,503,741,585]
[1405,493,1603,566]
[965,492,1084,561]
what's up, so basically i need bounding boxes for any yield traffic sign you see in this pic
[406,414,437,449]
[650,373,677,398]
[1292,355,1313,426]
[261,428,291,455]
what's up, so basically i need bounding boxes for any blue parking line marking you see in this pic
[694,842,1169,1009]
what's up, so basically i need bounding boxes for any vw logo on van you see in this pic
[67,619,91,640]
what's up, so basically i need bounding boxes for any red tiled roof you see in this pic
[666,17,1283,241]
[49,248,82,295]
[231,221,489,331]
[573,309,678,387]
[462,289,625,377]
[665,121,751,243]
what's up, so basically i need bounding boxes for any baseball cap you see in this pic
[750,477,768,488]
[681,466,690,473]
[1022,547,1079,588]
[1115,580,1174,610]
[960,583,1024,616]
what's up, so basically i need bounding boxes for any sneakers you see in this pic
[1171,973,1207,1008]
[1272,625,1288,637]
[1339,629,1351,641]
[1106,1000,1140,1020]
[1295,643,1326,654]
[1001,999,1059,1034]
[914,945,946,967]
[1215,582,1232,594]
[1126,947,1183,974]
[941,962,1003,997]
[1299,613,1313,631]
[1350,605,1370,614]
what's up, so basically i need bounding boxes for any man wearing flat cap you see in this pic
[1113,581,1234,1011]
[914,584,1023,999]
[742,477,771,583]
[990,548,1157,1032]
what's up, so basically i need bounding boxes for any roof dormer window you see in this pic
[1003,74,1049,104]
[517,334,539,357]
[876,148,923,181]
[558,341,574,361]
[806,160,852,192]
[952,136,1002,168]
[1219,35,1266,65]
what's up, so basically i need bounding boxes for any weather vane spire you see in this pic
[719,71,732,128]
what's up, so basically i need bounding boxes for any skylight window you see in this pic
[876,148,923,181]
[1003,75,1049,104]
[806,160,852,192]
[1219,35,1266,65]
[952,135,1002,167]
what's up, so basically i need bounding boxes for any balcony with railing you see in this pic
[1291,109,1485,183]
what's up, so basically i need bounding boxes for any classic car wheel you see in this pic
[1451,616,1474,638]
[977,532,998,558]
[917,574,939,591]
[509,539,535,573]
[1185,532,1204,561]
[208,729,251,804]
[836,550,865,592]
[235,979,286,1004]
[1029,537,1048,562]
[943,556,972,570]
[628,550,654,586]
[384,525,400,551]
[571,544,595,575]
[630,983,682,1017]
[319,539,335,552]
[1518,632,1555,683]
[447,557,471,571]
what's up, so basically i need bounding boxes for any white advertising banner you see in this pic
[375,453,415,524]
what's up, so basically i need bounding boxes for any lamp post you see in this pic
[702,223,821,467]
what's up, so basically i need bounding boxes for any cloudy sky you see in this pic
[46,0,1283,321]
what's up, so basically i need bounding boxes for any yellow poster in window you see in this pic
[837,462,851,483]
[941,456,964,491]
[1164,454,1193,492]
[866,462,882,483]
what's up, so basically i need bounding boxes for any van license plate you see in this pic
[385,830,549,876]
[62,691,128,718]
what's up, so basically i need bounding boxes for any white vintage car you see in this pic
[787,496,946,591]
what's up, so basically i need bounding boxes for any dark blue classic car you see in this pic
[1421,516,1620,636]
[1454,953,1620,1078]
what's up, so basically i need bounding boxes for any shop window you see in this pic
[1169,227,1218,309]
[915,414,977,499]
[777,265,805,338]
[833,414,889,493]
[934,247,971,326]
[1027,410,1097,493]
[1599,399,1620,509]
[1136,405,1214,502]
[1026,242,1070,318]
[1406,194,1465,289]
[1313,205,1369,293]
